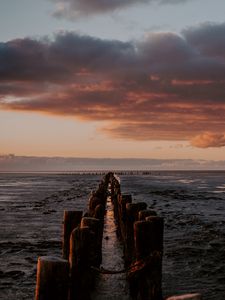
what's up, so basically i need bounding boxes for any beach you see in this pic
[0,171,224,299]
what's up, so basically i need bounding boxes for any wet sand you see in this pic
[0,172,225,299]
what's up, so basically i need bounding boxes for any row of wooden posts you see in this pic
[35,172,111,300]
[110,175,164,300]
[35,172,202,300]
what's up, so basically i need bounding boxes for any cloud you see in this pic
[191,132,225,148]
[50,0,192,19]
[183,22,225,59]
[0,23,225,145]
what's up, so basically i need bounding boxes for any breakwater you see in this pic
[34,172,201,300]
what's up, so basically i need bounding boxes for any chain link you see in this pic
[90,251,162,275]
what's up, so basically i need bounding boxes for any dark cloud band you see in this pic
[0,23,225,147]
[50,0,192,18]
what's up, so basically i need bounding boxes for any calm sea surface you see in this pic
[0,172,224,299]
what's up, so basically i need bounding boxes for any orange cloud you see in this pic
[191,132,225,148]
[1,23,225,146]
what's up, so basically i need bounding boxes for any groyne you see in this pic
[34,172,202,300]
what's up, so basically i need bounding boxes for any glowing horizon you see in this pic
[0,0,225,163]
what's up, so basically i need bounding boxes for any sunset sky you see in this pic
[1,0,225,161]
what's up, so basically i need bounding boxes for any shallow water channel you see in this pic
[92,194,130,300]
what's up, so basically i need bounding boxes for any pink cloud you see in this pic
[191,132,225,148]
[0,23,225,145]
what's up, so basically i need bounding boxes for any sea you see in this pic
[0,171,224,300]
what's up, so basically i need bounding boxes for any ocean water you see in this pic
[0,171,224,299]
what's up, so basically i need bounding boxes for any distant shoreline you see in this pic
[1,156,225,172]
[1,170,225,175]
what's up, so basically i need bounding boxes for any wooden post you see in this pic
[131,216,164,300]
[35,256,69,300]
[110,179,115,197]
[81,217,102,266]
[135,216,163,258]
[69,226,95,300]
[114,180,121,197]
[94,203,105,221]
[112,193,119,224]
[94,203,105,253]
[117,194,132,241]
[125,202,147,265]
[138,209,157,221]
[88,195,103,217]
[63,210,83,260]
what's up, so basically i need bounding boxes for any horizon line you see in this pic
[1,154,225,162]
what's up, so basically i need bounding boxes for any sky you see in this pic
[0,0,225,163]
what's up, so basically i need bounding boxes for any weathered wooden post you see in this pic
[69,226,95,300]
[113,179,121,197]
[110,178,116,198]
[117,194,132,241]
[94,203,105,221]
[35,256,69,300]
[89,194,104,217]
[109,178,121,244]
[138,209,157,221]
[130,216,164,300]
[125,202,147,265]
[112,192,120,225]
[81,217,102,266]
[94,203,105,252]
[63,210,83,260]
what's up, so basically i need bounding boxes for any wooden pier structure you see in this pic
[35,172,201,300]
